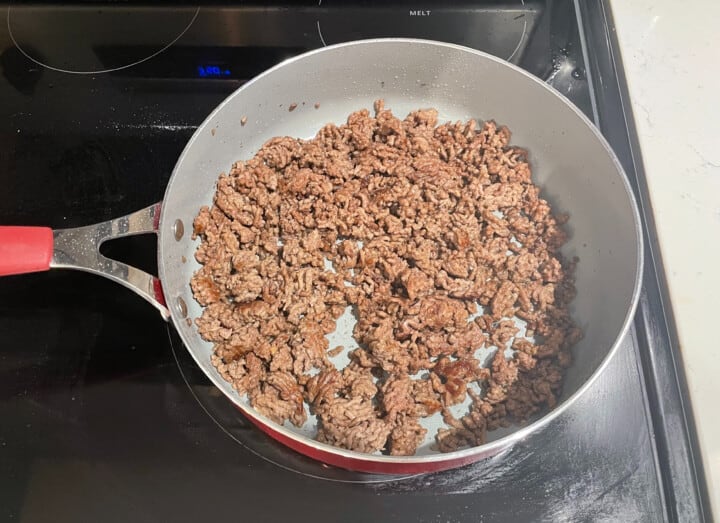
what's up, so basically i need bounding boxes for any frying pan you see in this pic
[0,39,643,474]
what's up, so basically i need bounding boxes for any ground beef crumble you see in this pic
[191,100,581,456]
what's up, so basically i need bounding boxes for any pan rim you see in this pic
[158,37,644,465]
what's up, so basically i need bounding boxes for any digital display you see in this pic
[97,46,307,80]
[197,65,231,77]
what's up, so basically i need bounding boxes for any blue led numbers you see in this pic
[197,65,232,78]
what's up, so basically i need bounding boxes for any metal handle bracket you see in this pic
[50,203,171,320]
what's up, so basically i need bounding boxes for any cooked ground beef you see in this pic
[191,100,581,456]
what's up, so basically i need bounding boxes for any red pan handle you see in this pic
[0,226,54,276]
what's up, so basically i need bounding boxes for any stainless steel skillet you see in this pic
[0,39,643,474]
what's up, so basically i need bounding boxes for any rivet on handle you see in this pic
[176,296,188,318]
[173,219,184,241]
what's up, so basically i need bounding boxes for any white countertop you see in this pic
[610,0,720,516]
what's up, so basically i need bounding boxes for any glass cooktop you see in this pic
[0,2,707,521]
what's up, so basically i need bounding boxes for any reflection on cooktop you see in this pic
[7,6,199,74]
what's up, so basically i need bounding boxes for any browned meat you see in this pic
[399,268,434,300]
[388,415,427,456]
[315,396,390,454]
[191,101,580,456]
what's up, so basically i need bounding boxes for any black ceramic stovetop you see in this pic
[0,2,709,521]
